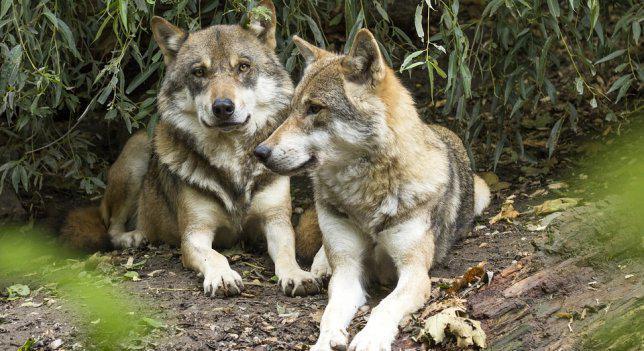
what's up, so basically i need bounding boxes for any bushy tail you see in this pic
[295,207,323,264]
[473,175,491,216]
[60,206,111,252]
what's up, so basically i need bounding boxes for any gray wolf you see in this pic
[61,0,321,298]
[255,29,490,350]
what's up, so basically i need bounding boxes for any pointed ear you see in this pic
[247,0,277,50]
[342,29,386,84]
[151,16,187,63]
[293,36,324,66]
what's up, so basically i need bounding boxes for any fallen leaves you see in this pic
[140,317,166,329]
[489,196,520,224]
[123,271,141,281]
[533,198,581,215]
[478,172,510,192]
[448,262,486,295]
[419,302,487,348]
[6,284,30,299]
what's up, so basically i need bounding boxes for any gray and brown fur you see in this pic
[62,1,321,298]
[256,29,490,350]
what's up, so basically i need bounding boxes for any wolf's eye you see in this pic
[307,104,323,115]
[238,63,250,73]
[192,67,205,77]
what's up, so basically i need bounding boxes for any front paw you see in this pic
[349,327,395,351]
[111,230,147,249]
[311,255,332,282]
[203,267,244,297]
[278,268,321,297]
[312,329,348,351]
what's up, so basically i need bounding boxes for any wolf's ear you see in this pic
[293,36,324,66]
[342,29,385,84]
[151,16,187,63]
[247,0,277,50]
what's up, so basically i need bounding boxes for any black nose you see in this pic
[213,98,235,119]
[253,145,272,162]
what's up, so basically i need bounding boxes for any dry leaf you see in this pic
[419,306,486,348]
[448,262,486,295]
[533,198,581,215]
[489,197,519,224]
[547,182,568,190]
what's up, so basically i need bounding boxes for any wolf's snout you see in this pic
[253,145,272,163]
[213,98,235,119]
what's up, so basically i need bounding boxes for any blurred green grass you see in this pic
[0,227,163,350]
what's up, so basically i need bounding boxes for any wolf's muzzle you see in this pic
[213,98,235,120]
[253,144,272,163]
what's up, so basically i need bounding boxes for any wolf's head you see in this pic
[254,29,412,175]
[152,0,292,135]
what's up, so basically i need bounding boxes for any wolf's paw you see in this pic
[311,256,332,282]
[349,327,395,351]
[111,230,147,249]
[278,268,321,297]
[203,267,244,297]
[311,329,348,351]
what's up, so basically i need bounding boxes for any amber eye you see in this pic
[238,62,250,73]
[307,104,323,115]
[192,67,205,77]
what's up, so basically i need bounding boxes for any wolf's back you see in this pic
[59,206,110,252]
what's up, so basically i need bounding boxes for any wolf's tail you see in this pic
[473,175,491,216]
[295,207,323,264]
[59,206,111,252]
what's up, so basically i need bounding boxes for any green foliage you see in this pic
[0,227,162,349]
[0,0,641,198]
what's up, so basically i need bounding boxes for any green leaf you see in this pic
[305,15,324,47]
[482,0,504,17]
[126,62,161,94]
[607,74,631,94]
[123,271,140,281]
[374,1,389,22]
[493,134,506,172]
[400,50,424,72]
[6,284,30,298]
[594,50,626,65]
[43,10,81,59]
[414,4,424,40]
[633,21,641,44]
[615,78,632,103]
[119,0,129,31]
[0,0,11,20]
[547,118,564,158]
[0,44,22,96]
[546,0,560,18]
[18,338,36,351]
[460,64,472,97]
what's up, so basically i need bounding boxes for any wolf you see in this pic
[61,0,321,298]
[254,29,491,350]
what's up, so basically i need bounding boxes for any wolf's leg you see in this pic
[311,246,332,280]
[311,204,369,351]
[179,189,243,297]
[103,131,151,246]
[250,177,320,296]
[182,229,243,297]
[349,218,433,351]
